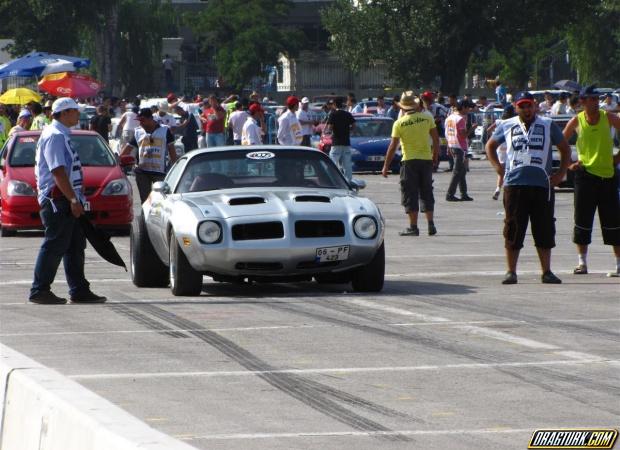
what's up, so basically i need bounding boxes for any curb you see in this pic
[0,344,197,450]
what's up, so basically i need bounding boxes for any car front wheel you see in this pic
[169,233,203,296]
[351,243,385,292]
[130,213,168,287]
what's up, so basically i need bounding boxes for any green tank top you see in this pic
[576,110,614,178]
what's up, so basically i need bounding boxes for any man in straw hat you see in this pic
[382,91,440,236]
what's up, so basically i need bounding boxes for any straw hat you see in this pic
[398,91,420,111]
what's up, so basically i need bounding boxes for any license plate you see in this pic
[316,245,350,262]
[83,201,91,211]
[367,155,385,161]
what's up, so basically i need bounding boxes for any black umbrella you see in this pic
[553,80,581,91]
[79,216,127,271]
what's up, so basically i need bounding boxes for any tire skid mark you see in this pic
[262,300,620,410]
[392,291,620,343]
[136,303,413,441]
[108,304,189,339]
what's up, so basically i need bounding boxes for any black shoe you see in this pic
[443,168,453,172]
[541,271,562,284]
[29,291,67,305]
[502,271,518,285]
[70,290,107,303]
[446,195,460,202]
[573,265,588,275]
[460,195,474,201]
[428,222,437,236]
[399,226,419,236]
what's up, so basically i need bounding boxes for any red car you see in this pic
[0,130,134,237]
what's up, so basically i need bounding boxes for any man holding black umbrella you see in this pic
[30,97,106,304]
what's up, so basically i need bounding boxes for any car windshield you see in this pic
[552,119,577,145]
[350,119,393,137]
[8,135,116,167]
[175,149,350,193]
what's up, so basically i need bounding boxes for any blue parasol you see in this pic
[0,51,90,79]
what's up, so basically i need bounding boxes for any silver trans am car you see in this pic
[130,146,385,296]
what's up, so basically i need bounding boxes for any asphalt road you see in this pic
[1,160,618,450]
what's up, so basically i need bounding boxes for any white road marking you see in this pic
[458,325,559,350]
[0,278,133,286]
[348,299,450,322]
[182,427,615,441]
[69,358,616,380]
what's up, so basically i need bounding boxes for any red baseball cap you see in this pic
[286,96,300,107]
[421,91,434,100]
[249,103,263,114]
[166,93,177,103]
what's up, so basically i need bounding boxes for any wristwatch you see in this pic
[70,198,78,205]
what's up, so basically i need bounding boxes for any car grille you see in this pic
[229,197,265,205]
[235,262,283,271]
[231,222,284,241]
[295,195,331,203]
[295,220,344,238]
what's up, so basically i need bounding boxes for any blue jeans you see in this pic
[30,199,89,298]
[207,133,225,148]
[329,145,353,181]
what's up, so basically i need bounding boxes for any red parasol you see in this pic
[38,71,103,98]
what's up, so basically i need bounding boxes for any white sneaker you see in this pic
[606,270,620,278]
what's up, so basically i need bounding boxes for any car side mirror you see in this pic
[152,181,171,195]
[349,178,366,191]
[119,155,136,166]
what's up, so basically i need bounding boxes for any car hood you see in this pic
[6,166,122,188]
[350,137,391,153]
[181,188,372,219]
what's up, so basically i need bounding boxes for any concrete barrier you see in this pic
[0,344,197,450]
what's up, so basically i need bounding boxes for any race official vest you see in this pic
[134,126,168,174]
[502,115,553,187]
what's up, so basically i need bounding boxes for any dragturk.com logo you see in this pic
[529,429,618,449]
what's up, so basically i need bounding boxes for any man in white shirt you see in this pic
[600,94,618,112]
[117,103,139,145]
[154,101,176,128]
[296,97,314,146]
[228,101,249,145]
[241,103,264,145]
[538,92,554,115]
[550,92,569,115]
[277,96,302,145]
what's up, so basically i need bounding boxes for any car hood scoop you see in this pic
[228,196,266,206]
[294,195,331,203]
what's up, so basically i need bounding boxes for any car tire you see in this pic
[130,213,168,287]
[351,242,385,292]
[169,233,203,296]
[0,226,17,237]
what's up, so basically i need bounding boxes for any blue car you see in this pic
[319,115,401,173]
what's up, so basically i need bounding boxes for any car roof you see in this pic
[182,145,322,160]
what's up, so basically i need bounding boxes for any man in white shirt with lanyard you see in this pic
[241,103,264,145]
[277,96,303,146]
[30,98,106,304]
[296,97,314,147]
[486,91,571,285]
[120,108,177,203]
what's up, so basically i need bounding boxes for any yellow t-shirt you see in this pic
[391,111,436,161]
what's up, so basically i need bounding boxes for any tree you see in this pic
[189,0,303,91]
[321,0,587,93]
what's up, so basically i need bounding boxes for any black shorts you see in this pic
[503,186,555,250]
[400,159,434,213]
[573,169,620,246]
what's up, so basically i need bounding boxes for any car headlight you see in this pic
[7,180,36,197]
[102,179,130,196]
[351,149,361,157]
[353,216,378,239]
[197,220,222,244]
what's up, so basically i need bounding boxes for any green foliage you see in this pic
[0,0,81,55]
[190,0,303,91]
[566,0,620,85]
[322,0,589,93]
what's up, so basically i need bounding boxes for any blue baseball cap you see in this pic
[579,84,598,98]
[514,91,534,105]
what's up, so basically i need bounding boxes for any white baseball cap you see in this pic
[52,97,79,114]
[301,97,310,104]
[18,109,32,119]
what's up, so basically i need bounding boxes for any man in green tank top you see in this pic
[563,85,620,277]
